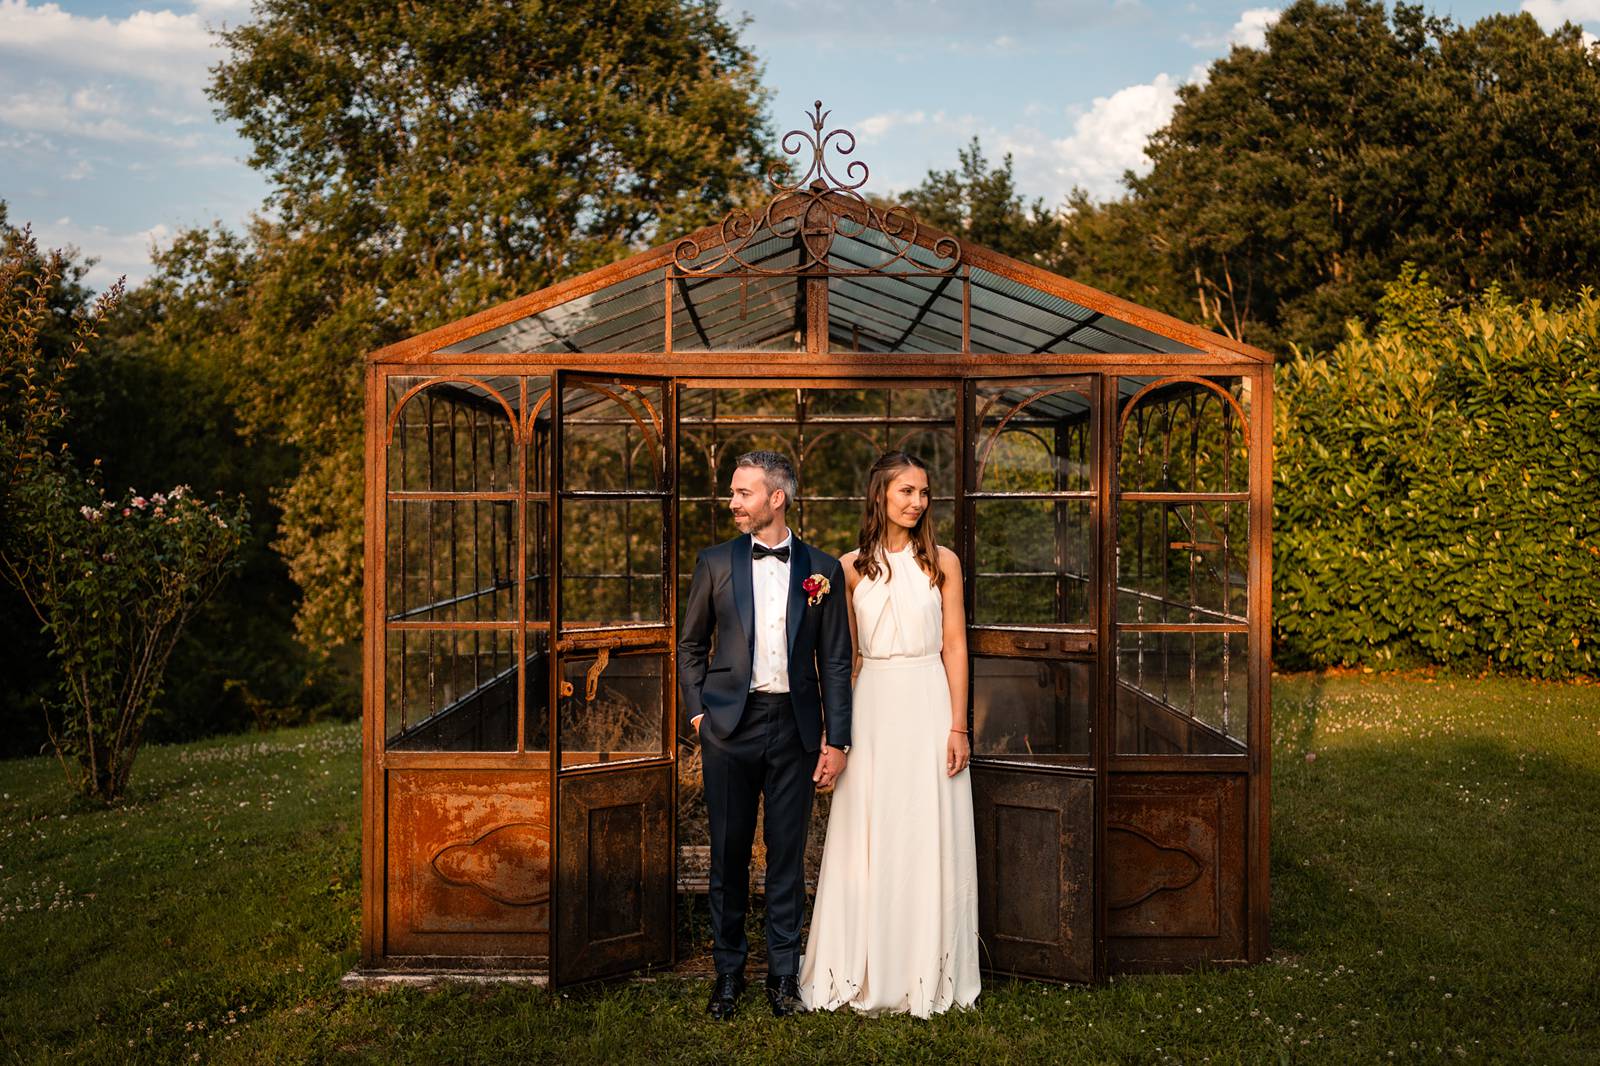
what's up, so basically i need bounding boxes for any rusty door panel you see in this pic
[1105,772,1247,972]
[971,764,1095,983]
[554,762,674,985]
[385,768,551,958]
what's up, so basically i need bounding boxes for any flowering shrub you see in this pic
[2,225,249,800]
[10,454,250,800]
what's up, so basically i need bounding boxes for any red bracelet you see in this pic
[950,728,968,734]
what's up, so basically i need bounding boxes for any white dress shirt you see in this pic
[749,528,792,693]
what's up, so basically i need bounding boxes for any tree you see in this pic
[172,0,779,649]
[900,139,1062,267]
[1129,1,1600,351]
[87,230,350,742]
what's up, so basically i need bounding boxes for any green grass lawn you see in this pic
[2,673,1598,1064]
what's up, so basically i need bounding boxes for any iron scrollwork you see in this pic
[673,100,961,277]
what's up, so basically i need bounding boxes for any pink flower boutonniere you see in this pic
[802,573,831,606]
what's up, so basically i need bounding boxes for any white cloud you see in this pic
[0,86,201,145]
[0,1,220,94]
[859,73,1195,206]
[1521,0,1600,27]
[857,109,927,141]
[189,0,253,15]
[1039,73,1183,200]
[1185,5,1280,50]
[1228,7,1280,49]
[1521,0,1600,45]
[27,217,174,288]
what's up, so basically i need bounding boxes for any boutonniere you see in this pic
[802,573,831,606]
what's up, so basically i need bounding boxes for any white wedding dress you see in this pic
[799,543,981,1017]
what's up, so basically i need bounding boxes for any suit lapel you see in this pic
[731,534,755,655]
[786,538,810,653]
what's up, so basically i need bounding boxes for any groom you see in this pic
[678,450,853,1020]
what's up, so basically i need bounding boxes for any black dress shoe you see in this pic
[707,971,746,1020]
[765,973,804,1017]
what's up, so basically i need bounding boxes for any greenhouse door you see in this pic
[549,372,678,986]
[964,376,1101,983]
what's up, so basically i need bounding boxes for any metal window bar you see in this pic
[1117,381,1249,741]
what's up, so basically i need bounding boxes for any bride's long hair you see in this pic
[853,451,944,589]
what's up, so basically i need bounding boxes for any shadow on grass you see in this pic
[1271,724,1600,998]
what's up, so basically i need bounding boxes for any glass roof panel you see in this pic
[828,225,960,275]
[828,275,962,353]
[429,208,1207,357]
[673,272,802,352]
[438,267,666,354]
[968,267,1199,355]
[676,230,801,275]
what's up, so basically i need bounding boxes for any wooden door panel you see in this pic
[1105,772,1247,972]
[971,765,1094,983]
[385,768,550,958]
[554,763,674,984]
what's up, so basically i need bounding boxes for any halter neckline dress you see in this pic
[799,543,980,1017]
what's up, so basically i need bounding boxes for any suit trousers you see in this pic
[700,690,815,977]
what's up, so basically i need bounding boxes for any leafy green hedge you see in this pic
[1274,272,1600,677]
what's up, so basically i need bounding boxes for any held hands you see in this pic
[947,728,970,777]
[813,744,847,792]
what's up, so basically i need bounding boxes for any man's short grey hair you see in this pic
[735,450,798,509]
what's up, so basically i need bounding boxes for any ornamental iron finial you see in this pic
[672,100,961,276]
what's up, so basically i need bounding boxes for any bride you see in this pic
[799,450,981,1017]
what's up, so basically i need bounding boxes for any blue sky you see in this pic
[2,0,1595,289]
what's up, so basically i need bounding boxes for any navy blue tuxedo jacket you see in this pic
[676,533,853,753]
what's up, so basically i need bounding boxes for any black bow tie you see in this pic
[751,542,790,562]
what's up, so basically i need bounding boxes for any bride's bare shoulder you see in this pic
[935,544,962,573]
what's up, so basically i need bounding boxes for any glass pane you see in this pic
[972,657,1092,762]
[678,387,796,429]
[386,500,515,622]
[1117,499,1248,624]
[1116,630,1248,755]
[674,385,958,567]
[524,375,554,495]
[828,274,962,353]
[524,499,551,623]
[387,378,518,492]
[522,628,551,753]
[1119,376,1249,493]
[558,652,666,767]
[974,382,1092,493]
[385,629,517,752]
[974,498,1091,625]
[673,273,802,352]
[562,499,666,627]
[562,380,667,493]
[800,426,883,497]
[807,386,957,420]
